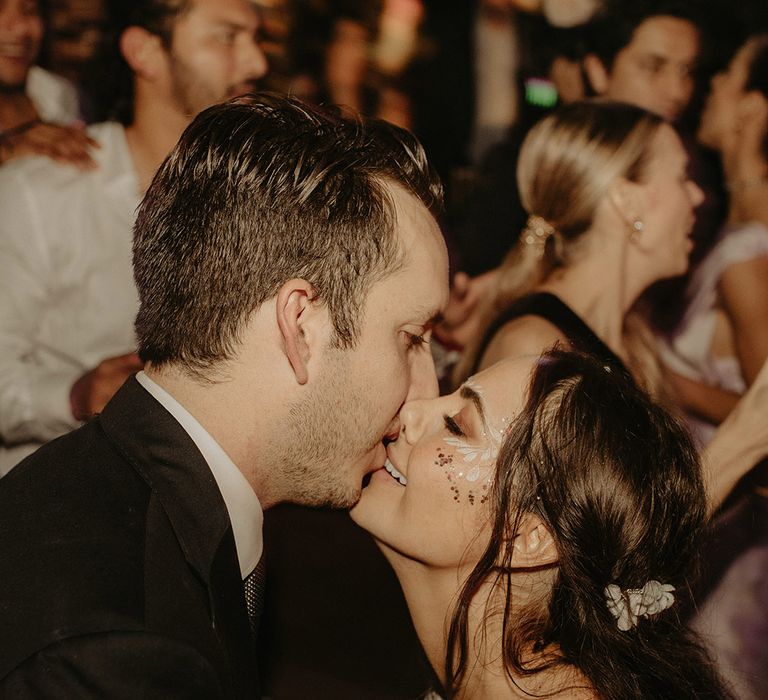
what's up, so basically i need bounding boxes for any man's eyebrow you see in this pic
[426,311,444,327]
[214,20,250,30]
[411,308,443,328]
[460,384,487,430]
[639,51,668,63]
[639,51,694,69]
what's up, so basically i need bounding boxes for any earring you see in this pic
[630,218,644,243]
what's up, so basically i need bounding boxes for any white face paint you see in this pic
[437,378,512,505]
[444,380,508,475]
[351,357,536,569]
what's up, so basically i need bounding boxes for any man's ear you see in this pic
[276,279,319,386]
[583,53,610,96]
[510,514,558,568]
[119,26,165,81]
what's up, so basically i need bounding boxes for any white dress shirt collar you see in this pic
[136,371,263,578]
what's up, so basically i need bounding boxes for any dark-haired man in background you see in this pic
[582,0,701,123]
[0,0,267,475]
[0,94,449,696]
[580,0,727,334]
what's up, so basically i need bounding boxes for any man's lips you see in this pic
[0,41,36,57]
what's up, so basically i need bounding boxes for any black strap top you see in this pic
[472,292,626,374]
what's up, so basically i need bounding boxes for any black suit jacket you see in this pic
[0,377,258,698]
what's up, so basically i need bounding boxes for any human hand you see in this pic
[704,357,768,511]
[69,353,144,421]
[434,268,499,350]
[0,120,99,169]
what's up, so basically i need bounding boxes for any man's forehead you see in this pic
[626,15,699,61]
[183,0,262,24]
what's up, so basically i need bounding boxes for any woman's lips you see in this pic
[383,457,407,486]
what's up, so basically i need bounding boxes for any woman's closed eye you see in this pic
[443,414,465,437]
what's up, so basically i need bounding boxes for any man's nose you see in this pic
[241,38,268,82]
[0,9,24,32]
[403,345,439,404]
[664,70,692,114]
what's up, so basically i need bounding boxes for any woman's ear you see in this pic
[510,513,558,568]
[119,26,164,81]
[275,279,318,386]
[607,178,641,230]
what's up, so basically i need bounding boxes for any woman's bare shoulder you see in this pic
[479,314,570,370]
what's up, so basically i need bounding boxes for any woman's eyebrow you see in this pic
[459,384,487,430]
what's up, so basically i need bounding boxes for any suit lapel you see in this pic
[99,376,230,584]
[98,377,257,696]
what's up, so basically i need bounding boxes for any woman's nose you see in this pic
[398,397,444,445]
[687,180,705,207]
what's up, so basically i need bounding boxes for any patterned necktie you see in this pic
[243,553,265,637]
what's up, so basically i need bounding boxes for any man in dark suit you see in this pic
[0,95,449,695]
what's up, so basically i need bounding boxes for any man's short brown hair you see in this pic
[133,93,443,376]
[90,0,192,123]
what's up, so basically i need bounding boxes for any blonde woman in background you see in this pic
[454,100,767,509]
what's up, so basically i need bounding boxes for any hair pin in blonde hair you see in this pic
[523,215,556,258]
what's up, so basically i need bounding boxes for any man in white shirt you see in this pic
[0,93,449,696]
[0,0,267,475]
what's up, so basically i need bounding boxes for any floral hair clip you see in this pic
[604,580,675,631]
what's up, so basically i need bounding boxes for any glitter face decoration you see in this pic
[438,379,510,505]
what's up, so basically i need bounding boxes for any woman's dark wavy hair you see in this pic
[445,350,730,699]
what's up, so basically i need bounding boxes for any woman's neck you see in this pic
[381,553,463,681]
[537,251,643,363]
[383,551,595,699]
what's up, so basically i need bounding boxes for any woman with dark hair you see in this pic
[352,350,730,699]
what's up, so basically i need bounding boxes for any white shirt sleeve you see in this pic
[0,167,82,447]
[26,66,81,124]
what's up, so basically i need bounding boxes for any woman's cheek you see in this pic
[432,446,493,507]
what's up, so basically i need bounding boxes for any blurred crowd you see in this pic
[2,0,768,698]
